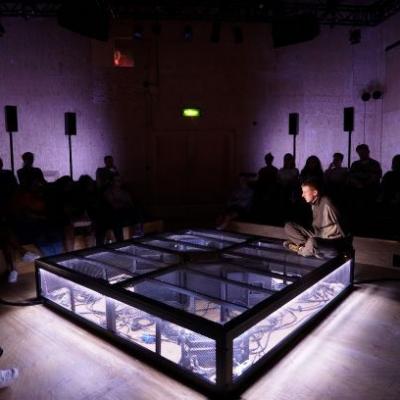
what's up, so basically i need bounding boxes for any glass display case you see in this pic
[36,230,353,396]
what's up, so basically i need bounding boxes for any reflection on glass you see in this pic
[232,261,351,379]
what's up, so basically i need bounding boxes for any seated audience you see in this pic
[16,152,46,190]
[325,152,348,208]
[278,153,300,219]
[381,154,400,205]
[217,173,256,230]
[96,155,119,191]
[300,155,324,185]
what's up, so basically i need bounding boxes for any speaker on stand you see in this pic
[65,112,77,179]
[289,113,299,161]
[343,107,354,168]
[4,105,18,174]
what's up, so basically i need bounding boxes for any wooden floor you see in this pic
[1,265,400,400]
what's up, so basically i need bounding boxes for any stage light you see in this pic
[182,108,201,118]
[133,26,143,40]
[361,92,371,102]
[372,90,382,99]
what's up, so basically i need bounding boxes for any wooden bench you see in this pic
[227,221,400,271]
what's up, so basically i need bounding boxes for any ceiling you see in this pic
[0,1,399,26]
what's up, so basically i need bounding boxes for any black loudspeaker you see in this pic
[5,105,18,132]
[343,107,354,132]
[272,14,320,48]
[289,113,299,135]
[65,112,77,136]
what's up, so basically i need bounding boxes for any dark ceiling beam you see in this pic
[0,1,399,26]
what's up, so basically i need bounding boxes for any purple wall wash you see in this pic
[0,16,399,205]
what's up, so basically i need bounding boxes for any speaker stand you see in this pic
[347,130,352,169]
[292,133,297,162]
[8,131,15,175]
[68,134,73,179]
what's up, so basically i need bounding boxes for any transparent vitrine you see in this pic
[36,230,353,396]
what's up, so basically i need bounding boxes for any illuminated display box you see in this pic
[36,230,353,396]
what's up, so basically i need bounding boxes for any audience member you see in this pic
[325,152,348,208]
[348,144,382,232]
[348,144,382,191]
[217,173,256,230]
[254,153,280,223]
[0,346,18,389]
[278,153,299,219]
[0,157,18,212]
[257,153,278,188]
[16,152,46,190]
[97,176,142,244]
[300,155,324,185]
[381,154,400,205]
[96,155,119,191]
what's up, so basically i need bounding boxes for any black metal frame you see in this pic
[35,231,354,397]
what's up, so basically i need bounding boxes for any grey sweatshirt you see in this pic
[311,196,345,239]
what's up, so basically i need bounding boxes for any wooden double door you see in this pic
[151,131,235,205]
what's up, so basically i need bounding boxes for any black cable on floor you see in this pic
[0,297,43,307]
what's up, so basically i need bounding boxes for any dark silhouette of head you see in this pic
[356,144,370,161]
[392,154,400,172]
[104,155,114,169]
[22,152,34,167]
[283,153,295,169]
[333,152,344,167]
[304,155,322,171]
[264,152,274,166]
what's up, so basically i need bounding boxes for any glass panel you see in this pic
[164,234,229,249]
[160,321,216,383]
[87,251,167,278]
[223,254,308,280]
[232,260,352,380]
[126,269,270,324]
[39,268,216,383]
[114,244,180,264]
[40,269,107,327]
[189,263,294,292]
[184,229,250,243]
[58,258,134,284]
[113,299,158,352]
[230,242,324,268]
[141,239,209,253]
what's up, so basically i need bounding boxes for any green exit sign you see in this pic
[182,108,201,118]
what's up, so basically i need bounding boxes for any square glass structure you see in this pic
[36,230,353,396]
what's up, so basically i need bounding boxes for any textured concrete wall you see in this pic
[0,16,398,204]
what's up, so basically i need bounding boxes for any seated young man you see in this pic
[284,179,348,258]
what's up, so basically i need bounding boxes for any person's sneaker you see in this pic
[7,270,18,284]
[283,241,300,254]
[21,251,40,262]
[0,368,19,389]
[314,251,325,259]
